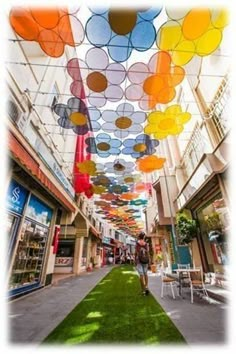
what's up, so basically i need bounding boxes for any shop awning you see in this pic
[89,226,101,239]
[8,130,76,212]
[110,239,122,247]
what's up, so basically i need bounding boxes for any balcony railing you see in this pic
[206,76,230,141]
[180,124,205,179]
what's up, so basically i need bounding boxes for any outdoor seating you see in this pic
[187,267,209,303]
[160,268,178,299]
[176,264,191,295]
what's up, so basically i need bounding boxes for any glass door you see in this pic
[7,213,20,256]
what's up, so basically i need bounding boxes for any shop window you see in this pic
[56,240,74,257]
[197,194,229,267]
[9,220,49,291]
[81,237,88,267]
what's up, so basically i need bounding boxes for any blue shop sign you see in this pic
[102,236,111,245]
[6,180,29,215]
[25,194,53,227]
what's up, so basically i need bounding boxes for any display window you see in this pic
[55,239,75,267]
[9,219,49,290]
[8,193,53,295]
[197,193,229,268]
[6,179,29,256]
[81,237,88,267]
[7,213,20,255]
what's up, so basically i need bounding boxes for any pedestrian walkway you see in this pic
[148,272,228,344]
[8,266,114,344]
[8,265,228,345]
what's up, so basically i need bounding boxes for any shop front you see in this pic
[54,238,75,273]
[6,179,29,257]
[8,192,53,297]
[88,227,102,269]
[195,191,229,274]
[175,149,229,276]
[102,236,114,265]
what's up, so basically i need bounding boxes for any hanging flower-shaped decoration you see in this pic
[121,175,141,185]
[130,199,148,206]
[126,51,185,110]
[108,184,129,194]
[125,208,141,214]
[122,134,159,158]
[103,159,136,175]
[76,160,97,176]
[144,104,191,139]
[85,133,122,158]
[67,48,126,107]
[100,193,119,201]
[132,182,150,193]
[86,7,162,62]
[136,155,166,173]
[9,7,84,57]
[95,210,108,215]
[94,200,111,207]
[54,97,101,135]
[119,192,140,201]
[111,199,129,206]
[91,174,112,187]
[157,8,228,66]
[101,103,146,139]
[92,185,107,194]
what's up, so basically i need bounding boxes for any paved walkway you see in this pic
[7,265,230,346]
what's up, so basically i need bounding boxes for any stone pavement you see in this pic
[148,272,229,345]
[7,265,230,346]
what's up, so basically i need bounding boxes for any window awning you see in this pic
[89,226,101,239]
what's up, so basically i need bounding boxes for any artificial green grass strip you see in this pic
[42,265,186,345]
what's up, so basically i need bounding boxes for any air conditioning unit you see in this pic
[7,99,28,132]
[7,99,20,123]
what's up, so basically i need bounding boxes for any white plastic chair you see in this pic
[160,268,178,299]
[177,263,191,291]
[188,267,209,303]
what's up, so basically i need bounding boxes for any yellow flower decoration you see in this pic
[144,105,191,139]
[157,8,228,66]
[76,160,97,176]
[92,185,107,194]
[136,155,166,173]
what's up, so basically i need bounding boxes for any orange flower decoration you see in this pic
[137,155,166,173]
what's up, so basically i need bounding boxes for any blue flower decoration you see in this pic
[130,199,148,206]
[54,97,101,135]
[122,134,159,158]
[85,133,122,157]
[86,7,162,62]
[108,184,129,194]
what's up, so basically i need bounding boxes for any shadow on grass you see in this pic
[42,265,186,345]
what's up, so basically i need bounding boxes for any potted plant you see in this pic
[176,212,198,264]
[176,213,197,245]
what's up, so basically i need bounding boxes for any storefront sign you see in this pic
[24,125,75,198]
[6,179,29,214]
[55,257,74,266]
[25,194,53,226]
[102,236,111,244]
